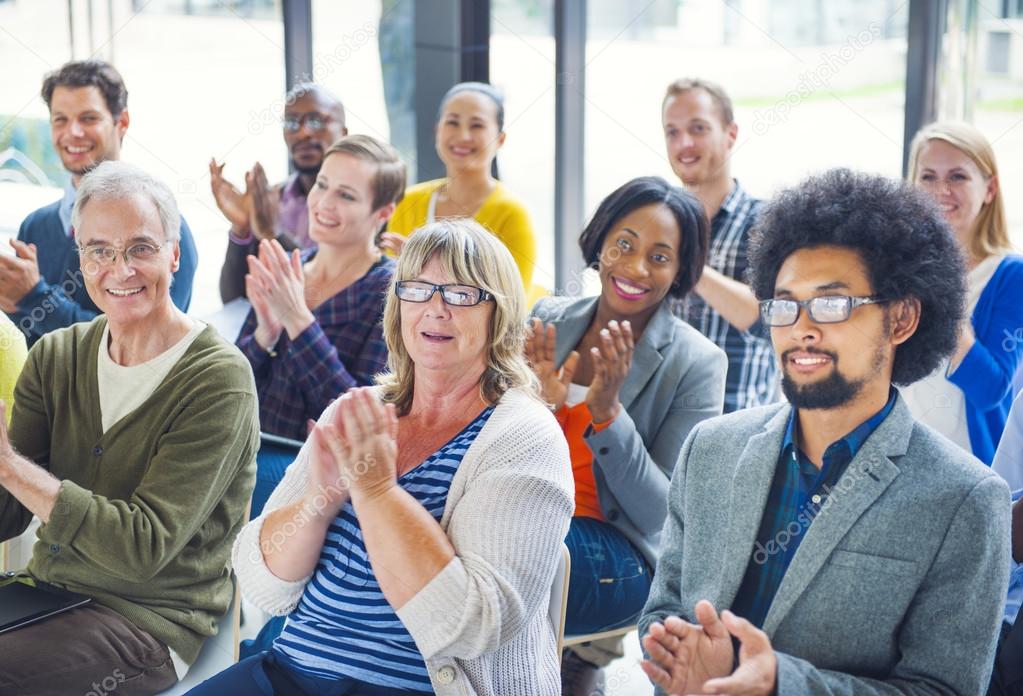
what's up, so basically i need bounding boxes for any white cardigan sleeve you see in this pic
[231,403,343,615]
[396,390,575,659]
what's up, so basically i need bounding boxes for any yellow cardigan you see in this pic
[0,316,26,424]
[387,179,539,292]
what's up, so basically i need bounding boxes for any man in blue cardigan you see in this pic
[0,60,197,346]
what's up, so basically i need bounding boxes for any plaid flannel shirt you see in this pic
[237,255,394,441]
[675,180,777,413]
[730,390,898,629]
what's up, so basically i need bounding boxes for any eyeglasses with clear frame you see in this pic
[282,113,332,132]
[759,295,886,327]
[76,241,170,269]
[394,281,493,307]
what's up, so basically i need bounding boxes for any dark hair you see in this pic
[284,82,346,126]
[663,77,734,126]
[579,176,709,300]
[42,60,128,118]
[747,168,966,386]
[437,82,504,131]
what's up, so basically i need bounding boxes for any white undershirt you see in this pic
[901,254,1005,453]
[426,188,439,223]
[96,318,205,679]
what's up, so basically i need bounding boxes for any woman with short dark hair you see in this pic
[527,176,727,692]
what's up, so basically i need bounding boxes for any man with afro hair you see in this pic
[639,169,1010,695]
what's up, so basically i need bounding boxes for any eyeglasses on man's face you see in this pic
[76,241,169,268]
[395,281,493,307]
[760,295,886,327]
[282,113,332,132]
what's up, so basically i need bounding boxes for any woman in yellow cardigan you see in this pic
[383,82,540,297]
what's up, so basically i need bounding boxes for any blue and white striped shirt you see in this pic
[273,407,495,690]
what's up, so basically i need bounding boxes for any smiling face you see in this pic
[662,88,736,188]
[913,138,996,245]
[597,203,682,322]
[771,246,898,410]
[434,91,505,175]
[77,194,179,329]
[49,86,128,181]
[400,254,494,382]
[306,152,393,250]
[284,92,347,176]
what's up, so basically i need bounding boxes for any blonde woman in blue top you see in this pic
[902,121,1023,464]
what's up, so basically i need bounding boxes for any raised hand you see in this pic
[246,239,315,340]
[525,318,579,413]
[303,418,350,519]
[245,267,283,353]
[209,158,250,233]
[378,232,407,257]
[641,601,734,695]
[586,319,633,423]
[0,240,41,312]
[247,162,278,241]
[319,388,399,505]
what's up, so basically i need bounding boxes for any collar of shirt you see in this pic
[782,388,899,495]
[57,181,76,237]
[713,178,747,223]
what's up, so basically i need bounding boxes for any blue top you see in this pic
[11,187,198,346]
[273,407,495,691]
[731,390,898,628]
[948,255,1023,464]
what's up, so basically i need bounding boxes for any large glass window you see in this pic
[491,0,556,293]
[1,0,285,316]
[585,0,909,214]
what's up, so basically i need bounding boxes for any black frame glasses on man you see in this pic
[759,295,886,327]
[395,281,493,307]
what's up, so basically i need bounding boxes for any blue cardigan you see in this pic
[11,200,198,346]
[949,255,1023,464]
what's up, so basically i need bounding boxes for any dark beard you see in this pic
[780,334,888,409]
[292,159,322,176]
[781,368,865,409]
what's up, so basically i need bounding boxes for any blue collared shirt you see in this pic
[730,390,898,628]
[1006,488,1022,625]
[57,183,75,236]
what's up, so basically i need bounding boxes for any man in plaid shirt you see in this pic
[662,78,777,413]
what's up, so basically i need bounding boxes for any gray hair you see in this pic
[71,161,181,242]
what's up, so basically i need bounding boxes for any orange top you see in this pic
[555,402,613,521]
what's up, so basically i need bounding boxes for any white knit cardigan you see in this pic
[232,387,575,695]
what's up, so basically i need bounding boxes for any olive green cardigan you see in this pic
[0,317,259,664]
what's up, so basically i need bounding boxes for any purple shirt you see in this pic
[229,173,313,249]
[237,254,394,441]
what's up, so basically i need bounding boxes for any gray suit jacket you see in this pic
[640,396,1011,695]
[532,295,727,567]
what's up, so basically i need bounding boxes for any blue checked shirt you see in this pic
[730,390,898,629]
[674,180,777,413]
[237,255,394,441]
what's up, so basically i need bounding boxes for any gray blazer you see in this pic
[640,395,1012,695]
[532,295,727,568]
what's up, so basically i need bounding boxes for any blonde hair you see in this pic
[663,77,734,126]
[908,120,1010,259]
[377,219,538,415]
[323,134,407,210]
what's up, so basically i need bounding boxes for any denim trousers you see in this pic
[184,650,427,696]
[564,516,651,635]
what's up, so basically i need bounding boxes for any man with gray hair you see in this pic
[0,161,258,695]
[4,60,198,347]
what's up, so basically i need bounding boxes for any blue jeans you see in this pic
[184,650,428,695]
[564,516,652,635]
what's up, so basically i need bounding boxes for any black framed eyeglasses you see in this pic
[395,281,493,307]
[760,295,886,327]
